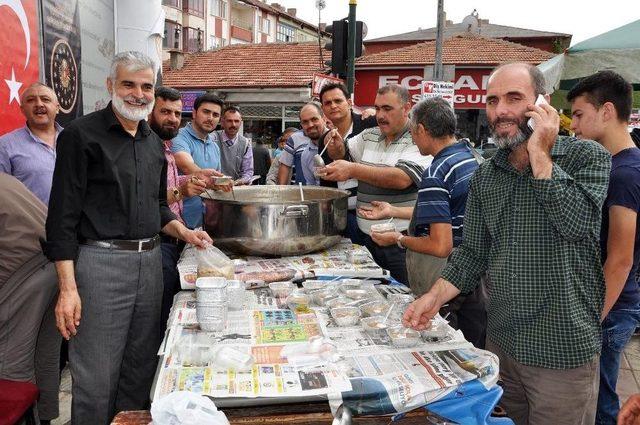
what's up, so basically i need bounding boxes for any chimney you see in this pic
[270,3,283,11]
[445,20,453,26]
[480,19,489,24]
[286,8,297,16]
[169,50,185,71]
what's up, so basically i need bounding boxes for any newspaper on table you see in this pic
[327,347,498,416]
[178,239,387,290]
[155,279,499,416]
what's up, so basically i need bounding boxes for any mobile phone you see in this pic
[527,94,547,131]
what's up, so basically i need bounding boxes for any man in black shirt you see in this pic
[319,82,377,244]
[252,139,271,184]
[44,51,211,424]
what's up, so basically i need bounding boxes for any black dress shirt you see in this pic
[44,103,176,261]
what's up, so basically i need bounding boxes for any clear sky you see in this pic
[279,0,637,46]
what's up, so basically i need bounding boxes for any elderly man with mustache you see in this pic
[44,51,213,424]
[0,82,62,205]
[323,84,432,284]
[213,106,254,185]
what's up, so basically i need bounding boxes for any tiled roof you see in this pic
[366,22,570,43]
[162,42,328,89]
[357,34,555,66]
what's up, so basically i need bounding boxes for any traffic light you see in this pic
[325,20,348,77]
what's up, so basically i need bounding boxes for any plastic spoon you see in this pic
[381,302,396,326]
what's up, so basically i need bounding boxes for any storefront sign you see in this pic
[355,68,492,109]
[421,80,455,108]
[311,73,344,98]
[181,90,206,112]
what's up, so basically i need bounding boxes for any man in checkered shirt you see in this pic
[404,63,611,425]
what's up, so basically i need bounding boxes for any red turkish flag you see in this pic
[0,0,40,136]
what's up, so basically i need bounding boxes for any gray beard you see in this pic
[491,122,531,150]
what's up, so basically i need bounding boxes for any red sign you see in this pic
[354,68,493,109]
[0,0,40,135]
[311,73,344,98]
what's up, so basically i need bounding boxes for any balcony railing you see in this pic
[231,17,252,31]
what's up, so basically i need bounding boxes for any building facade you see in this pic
[355,34,555,145]
[364,11,571,55]
[161,0,329,58]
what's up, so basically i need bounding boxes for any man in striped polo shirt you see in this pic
[324,84,431,283]
[359,97,486,347]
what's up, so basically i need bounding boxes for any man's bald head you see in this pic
[20,83,60,130]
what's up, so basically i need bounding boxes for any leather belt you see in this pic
[81,235,160,252]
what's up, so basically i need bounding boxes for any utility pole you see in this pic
[433,0,444,81]
[346,0,357,95]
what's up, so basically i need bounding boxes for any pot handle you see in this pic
[281,204,309,218]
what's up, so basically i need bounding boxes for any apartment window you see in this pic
[276,23,295,42]
[183,0,204,18]
[162,0,182,8]
[259,17,270,34]
[163,21,182,50]
[209,0,227,18]
[184,27,204,52]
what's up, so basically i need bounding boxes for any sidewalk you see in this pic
[51,336,640,424]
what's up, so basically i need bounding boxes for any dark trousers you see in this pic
[160,241,184,337]
[344,210,367,246]
[0,253,60,420]
[440,282,488,349]
[359,228,408,284]
[71,244,163,424]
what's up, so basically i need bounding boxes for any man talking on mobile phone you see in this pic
[403,62,611,425]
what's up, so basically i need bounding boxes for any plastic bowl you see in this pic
[386,325,421,348]
[359,300,390,317]
[286,291,311,313]
[269,281,295,298]
[330,307,361,327]
[343,288,369,300]
[370,222,396,233]
[360,315,389,333]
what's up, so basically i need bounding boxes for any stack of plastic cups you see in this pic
[195,277,228,331]
[225,279,246,311]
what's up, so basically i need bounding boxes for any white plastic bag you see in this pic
[196,244,234,280]
[150,391,229,425]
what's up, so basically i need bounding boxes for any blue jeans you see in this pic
[596,305,640,425]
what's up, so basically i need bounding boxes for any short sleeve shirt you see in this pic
[600,147,640,311]
[413,141,479,247]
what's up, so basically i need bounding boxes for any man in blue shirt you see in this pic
[568,70,640,425]
[172,92,229,228]
[359,97,485,346]
[0,83,62,205]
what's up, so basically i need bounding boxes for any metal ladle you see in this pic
[313,141,331,168]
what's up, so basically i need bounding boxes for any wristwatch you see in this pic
[396,234,405,249]
[172,186,182,201]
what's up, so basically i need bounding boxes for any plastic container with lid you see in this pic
[196,277,227,303]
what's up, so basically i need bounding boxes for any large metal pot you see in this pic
[202,186,348,256]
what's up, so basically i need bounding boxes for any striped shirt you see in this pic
[348,124,432,234]
[413,141,479,247]
[279,130,312,185]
